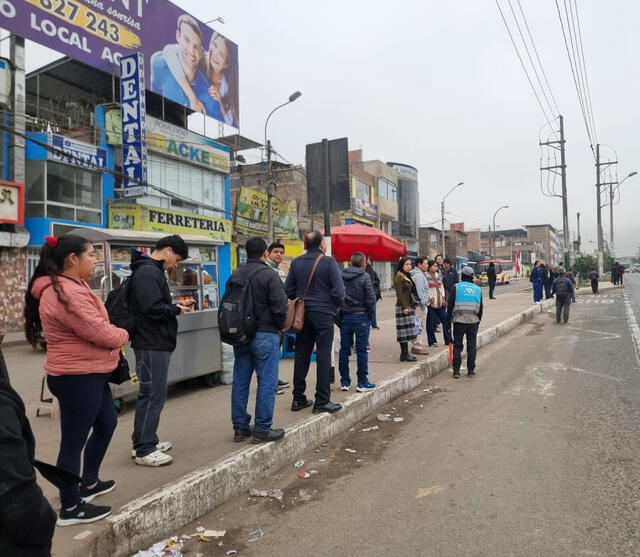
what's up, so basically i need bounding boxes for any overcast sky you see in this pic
[4,0,639,256]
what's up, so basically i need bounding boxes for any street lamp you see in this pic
[608,170,637,257]
[441,181,463,259]
[492,205,509,259]
[263,91,303,242]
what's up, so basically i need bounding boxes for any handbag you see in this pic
[108,349,131,385]
[283,254,324,333]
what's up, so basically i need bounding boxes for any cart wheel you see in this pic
[114,398,125,415]
[201,372,218,388]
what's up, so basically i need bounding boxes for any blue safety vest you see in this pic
[452,282,482,323]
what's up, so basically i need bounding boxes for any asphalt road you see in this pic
[169,280,640,557]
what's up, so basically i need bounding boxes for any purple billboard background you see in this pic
[2,0,239,126]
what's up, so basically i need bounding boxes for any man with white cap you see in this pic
[446,266,483,378]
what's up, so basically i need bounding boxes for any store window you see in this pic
[25,160,102,224]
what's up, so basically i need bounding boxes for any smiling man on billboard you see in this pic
[150,14,222,119]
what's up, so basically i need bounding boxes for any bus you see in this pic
[475,260,514,285]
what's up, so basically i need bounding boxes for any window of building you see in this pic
[377,177,397,202]
[354,178,370,202]
[25,160,102,224]
[430,233,439,249]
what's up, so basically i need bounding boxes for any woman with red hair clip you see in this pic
[24,235,129,527]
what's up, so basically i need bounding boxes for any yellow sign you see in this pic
[109,204,231,243]
[235,187,298,239]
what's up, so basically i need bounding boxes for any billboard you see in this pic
[48,134,107,170]
[108,203,231,243]
[1,0,239,126]
[306,137,350,214]
[235,187,298,240]
[0,180,25,225]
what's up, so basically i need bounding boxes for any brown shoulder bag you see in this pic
[283,254,324,333]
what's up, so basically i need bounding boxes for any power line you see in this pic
[495,0,557,129]
[507,0,557,118]
[515,0,560,115]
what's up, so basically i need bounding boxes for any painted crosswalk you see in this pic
[578,299,615,304]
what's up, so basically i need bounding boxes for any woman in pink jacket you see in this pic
[24,235,129,527]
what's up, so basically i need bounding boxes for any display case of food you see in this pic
[67,226,224,398]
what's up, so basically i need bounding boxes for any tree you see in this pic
[573,255,598,278]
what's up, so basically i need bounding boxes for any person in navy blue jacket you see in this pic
[530,261,545,303]
[284,231,345,415]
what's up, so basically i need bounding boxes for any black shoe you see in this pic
[467,370,476,376]
[490,297,496,300]
[277,379,290,388]
[291,399,314,412]
[453,371,460,378]
[79,480,115,503]
[313,401,343,414]
[233,425,254,442]
[57,502,112,527]
[252,428,285,444]
[401,352,417,362]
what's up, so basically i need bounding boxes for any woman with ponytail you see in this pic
[25,235,129,526]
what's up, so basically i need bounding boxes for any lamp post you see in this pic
[609,170,637,257]
[263,91,302,243]
[440,181,463,259]
[491,205,509,259]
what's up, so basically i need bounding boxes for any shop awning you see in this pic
[67,227,223,246]
[323,223,408,262]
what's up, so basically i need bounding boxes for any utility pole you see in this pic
[539,115,569,267]
[595,143,618,276]
[9,35,26,185]
[265,140,275,243]
[576,212,581,256]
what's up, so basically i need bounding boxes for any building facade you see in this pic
[387,162,419,256]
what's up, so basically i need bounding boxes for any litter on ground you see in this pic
[249,488,283,502]
[297,471,311,479]
[345,448,357,453]
[393,417,405,422]
[361,425,379,432]
[248,528,264,542]
[377,413,392,422]
[203,530,226,538]
[294,459,305,468]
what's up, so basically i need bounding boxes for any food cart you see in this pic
[68,226,223,399]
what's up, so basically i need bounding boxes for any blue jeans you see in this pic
[427,307,452,345]
[339,314,371,386]
[231,332,280,434]
[132,349,172,457]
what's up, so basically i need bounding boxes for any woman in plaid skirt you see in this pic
[394,257,419,362]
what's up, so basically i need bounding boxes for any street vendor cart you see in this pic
[68,227,223,399]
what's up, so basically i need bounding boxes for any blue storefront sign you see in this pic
[49,134,107,170]
[120,52,148,198]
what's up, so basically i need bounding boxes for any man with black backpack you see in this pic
[551,267,575,325]
[221,237,288,444]
[129,235,191,467]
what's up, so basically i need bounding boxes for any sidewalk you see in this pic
[3,286,613,556]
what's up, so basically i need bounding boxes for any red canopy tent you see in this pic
[323,223,408,262]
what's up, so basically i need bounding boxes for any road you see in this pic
[166,278,640,557]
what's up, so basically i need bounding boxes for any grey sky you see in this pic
[4,0,639,256]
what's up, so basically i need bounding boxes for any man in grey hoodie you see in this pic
[410,257,430,355]
[338,252,378,392]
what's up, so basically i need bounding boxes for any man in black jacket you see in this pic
[442,258,459,299]
[0,345,57,556]
[230,237,289,443]
[285,231,345,414]
[338,252,377,392]
[486,262,497,299]
[130,235,191,467]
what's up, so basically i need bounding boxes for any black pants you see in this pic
[556,297,571,324]
[488,281,496,298]
[47,373,117,508]
[452,322,479,373]
[591,279,599,294]
[293,311,334,406]
[544,281,552,299]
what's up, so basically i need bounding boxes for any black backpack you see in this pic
[105,276,137,335]
[218,266,271,346]
[555,277,570,300]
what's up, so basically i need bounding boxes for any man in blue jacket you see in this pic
[530,260,545,303]
[338,252,377,393]
[285,231,345,414]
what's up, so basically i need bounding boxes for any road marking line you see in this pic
[564,326,621,340]
[623,288,640,366]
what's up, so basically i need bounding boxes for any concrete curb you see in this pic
[78,291,602,556]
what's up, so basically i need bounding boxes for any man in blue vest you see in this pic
[446,266,483,378]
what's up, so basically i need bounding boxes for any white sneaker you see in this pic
[131,441,173,459]
[135,449,173,467]
[340,385,350,391]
